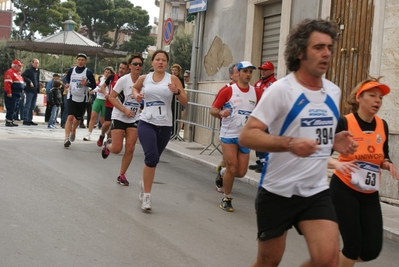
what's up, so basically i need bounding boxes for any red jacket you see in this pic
[254,74,277,91]
[4,68,25,95]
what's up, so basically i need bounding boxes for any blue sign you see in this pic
[188,0,207,14]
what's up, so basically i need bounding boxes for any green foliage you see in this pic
[186,13,196,23]
[121,35,155,55]
[0,40,16,105]
[73,0,114,42]
[11,0,80,39]
[169,32,193,75]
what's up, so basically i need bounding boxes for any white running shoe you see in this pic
[83,134,91,141]
[141,195,152,211]
[139,180,144,201]
[70,132,76,142]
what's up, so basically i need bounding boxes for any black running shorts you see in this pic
[255,187,337,241]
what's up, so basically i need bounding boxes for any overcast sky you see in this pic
[130,0,159,26]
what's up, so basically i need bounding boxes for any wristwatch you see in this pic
[174,89,181,95]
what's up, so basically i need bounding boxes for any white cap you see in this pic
[236,61,256,71]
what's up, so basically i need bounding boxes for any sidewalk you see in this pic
[166,138,399,244]
[1,111,399,243]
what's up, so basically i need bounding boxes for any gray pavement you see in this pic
[2,112,399,243]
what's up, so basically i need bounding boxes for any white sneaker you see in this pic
[83,134,91,141]
[70,132,76,142]
[141,195,152,211]
[139,180,144,201]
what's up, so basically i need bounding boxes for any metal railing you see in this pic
[170,88,222,155]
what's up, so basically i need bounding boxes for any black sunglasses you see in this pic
[130,62,143,67]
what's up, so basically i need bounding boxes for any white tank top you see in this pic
[220,83,257,138]
[68,67,88,102]
[139,72,173,126]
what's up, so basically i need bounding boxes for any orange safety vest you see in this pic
[334,113,386,193]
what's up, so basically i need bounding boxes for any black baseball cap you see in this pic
[76,53,88,60]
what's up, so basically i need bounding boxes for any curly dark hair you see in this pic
[284,19,339,72]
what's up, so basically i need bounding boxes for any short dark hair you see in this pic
[53,80,62,88]
[53,73,60,77]
[284,19,338,72]
[128,54,144,64]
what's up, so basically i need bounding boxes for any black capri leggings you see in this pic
[330,175,383,261]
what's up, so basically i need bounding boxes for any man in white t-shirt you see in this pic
[239,19,358,267]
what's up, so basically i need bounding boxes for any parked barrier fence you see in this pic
[170,88,222,155]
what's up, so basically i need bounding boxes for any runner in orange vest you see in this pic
[328,77,399,267]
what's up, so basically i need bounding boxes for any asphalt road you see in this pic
[1,125,399,267]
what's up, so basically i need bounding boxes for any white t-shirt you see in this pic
[139,72,173,126]
[220,84,257,138]
[250,72,341,197]
[111,74,140,124]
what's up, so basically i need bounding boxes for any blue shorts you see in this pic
[220,137,250,154]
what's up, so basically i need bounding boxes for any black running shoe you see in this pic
[220,197,234,212]
[215,165,224,193]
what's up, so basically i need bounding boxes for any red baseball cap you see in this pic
[258,61,274,71]
[356,81,390,98]
[12,59,23,66]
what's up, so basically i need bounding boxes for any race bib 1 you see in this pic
[145,100,166,121]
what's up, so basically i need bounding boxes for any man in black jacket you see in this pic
[22,58,40,126]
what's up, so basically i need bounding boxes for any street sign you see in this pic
[188,0,207,14]
[163,18,174,45]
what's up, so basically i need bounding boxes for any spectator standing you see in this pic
[249,61,277,173]
[133,50,188,211]
[22,58,40,126]
[60,68,69,128]
[179,70,191,135]
[170,63,185,136]
[210,61,263,212]
[45,73,61,122]
[63,53,96,148]
[101,55,143,186]
[3,59,25,127]
[47,80,63,129]
[239,19,358,267]
[13,90,24,121]
[328,77,399,267]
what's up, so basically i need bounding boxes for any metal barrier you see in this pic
[170,88,222,155]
